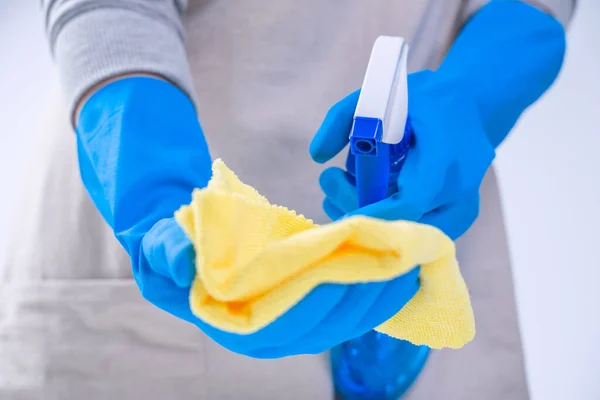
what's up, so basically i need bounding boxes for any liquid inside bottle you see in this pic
[331,332,430,400]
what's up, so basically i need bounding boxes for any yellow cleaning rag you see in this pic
[175,159,475,349]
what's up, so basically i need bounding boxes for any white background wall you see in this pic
[1,1,599,399]
[495,2,600,398]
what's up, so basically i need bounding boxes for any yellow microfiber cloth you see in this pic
[175,159,475,349]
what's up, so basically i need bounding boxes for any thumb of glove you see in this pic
[141,218,196,288]
[309,91,360,163]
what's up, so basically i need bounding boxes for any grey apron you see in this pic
[0,0,529,398]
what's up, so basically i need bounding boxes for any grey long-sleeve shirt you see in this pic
[42,0,576,120]
[42,0,195,118]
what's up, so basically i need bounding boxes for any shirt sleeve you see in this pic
[41,0,195,119]
[461,0,577,28]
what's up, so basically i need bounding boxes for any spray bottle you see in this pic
[330,36,430,400]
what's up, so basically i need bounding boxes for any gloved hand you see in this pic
[76,76,212,319]
[77,77,420,359]
[310,0,566,239]
[310,72,494,240]
[199,268,420,358]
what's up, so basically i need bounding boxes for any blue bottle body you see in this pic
[331,332,430,400]
[331,118,430,400]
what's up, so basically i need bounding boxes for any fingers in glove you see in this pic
[419,190,480,240]
[254,281,388,357]
[320,167,359,214]
[323,199,345,221]
[142,218,196,287]
[234,284,349,357]
[135,259,197,322]
[310,91,360,164]
[392,123,449,217]
[344,138,447,221]
[195,283,349,358]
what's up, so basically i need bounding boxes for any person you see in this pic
[1,0,574,399]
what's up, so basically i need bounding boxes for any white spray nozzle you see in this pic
[353,36,409,145]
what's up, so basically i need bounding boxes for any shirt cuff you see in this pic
[462,0,576,28]
[50,7,196,122]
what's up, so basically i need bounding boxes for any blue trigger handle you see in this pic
[346,117,412,206]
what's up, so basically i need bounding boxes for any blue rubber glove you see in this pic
[310,0,566,239]
[76,77,212,316]
[77,77,419,359]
